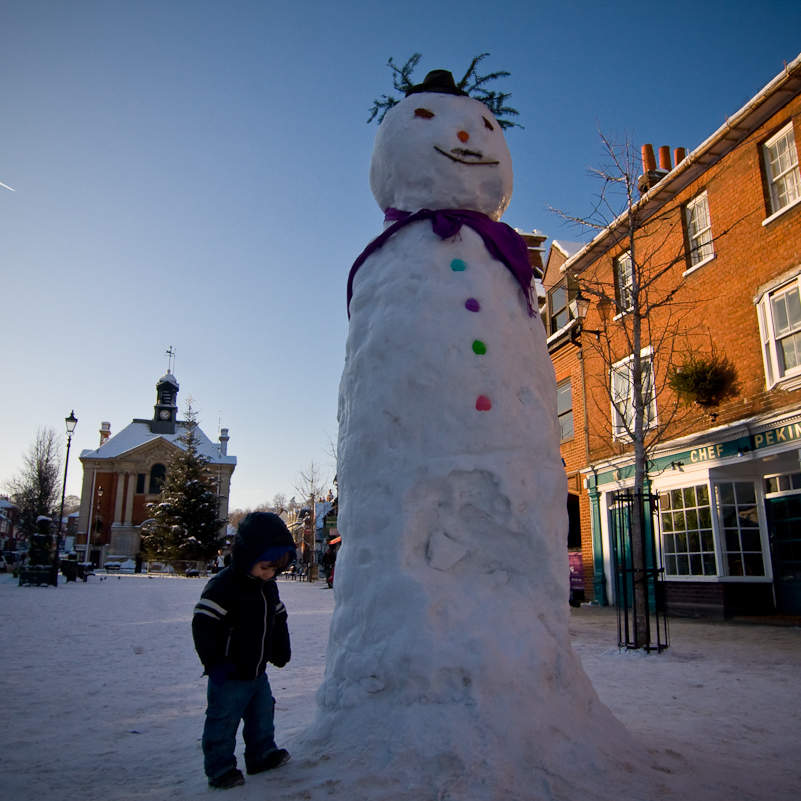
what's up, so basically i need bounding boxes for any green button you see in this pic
[472,340,487,355]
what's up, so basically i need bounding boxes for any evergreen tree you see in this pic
[142,402,224,562]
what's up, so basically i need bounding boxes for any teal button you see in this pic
[451,259,467,272]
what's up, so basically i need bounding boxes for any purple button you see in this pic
[465,298,480,312]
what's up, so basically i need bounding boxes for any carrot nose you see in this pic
[457,130,469,143]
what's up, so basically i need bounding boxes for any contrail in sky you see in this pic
[0,181,15,191]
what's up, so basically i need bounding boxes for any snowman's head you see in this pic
[369,91,513,221]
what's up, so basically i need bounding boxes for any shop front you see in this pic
[585,410,801,617]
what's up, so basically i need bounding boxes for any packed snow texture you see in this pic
[368,94,513,220]
[1,574,799,801]
[312,90,638,797]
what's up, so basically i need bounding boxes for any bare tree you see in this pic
[227,508,250,530]
[4,428,63,538]
[294,460,329,504]
[553,129,741,647]
[271,493,288,512]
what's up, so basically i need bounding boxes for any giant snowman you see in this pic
[298,70,652,801]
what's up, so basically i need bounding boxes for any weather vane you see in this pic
[166,346,176,373]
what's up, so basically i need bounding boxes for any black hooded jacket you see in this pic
[192,513,296,681]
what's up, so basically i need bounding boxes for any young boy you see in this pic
[192,512,297,789]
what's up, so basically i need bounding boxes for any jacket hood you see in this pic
[232,512,296,575]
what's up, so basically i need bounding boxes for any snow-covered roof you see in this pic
[158,371,179,387]
[80,420,236,465]
[552,240,585,259]
[315,500,334,529]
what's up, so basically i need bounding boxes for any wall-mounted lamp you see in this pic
[737,446,750,458]
[568,289,602,341]
[670,460,685,471]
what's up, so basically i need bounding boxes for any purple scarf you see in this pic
[346,208,535,318]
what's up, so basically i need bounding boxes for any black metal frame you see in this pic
[610,490,669,652]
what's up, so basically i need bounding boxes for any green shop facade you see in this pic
[583,407,801,617]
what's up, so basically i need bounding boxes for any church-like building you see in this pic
[75,372,236,566]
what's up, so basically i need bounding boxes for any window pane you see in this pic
[557,382,572,414]
[677,555,690,575]
[741,530,762,551]
[701,530,715,550]
[697,485,709,505]
[683,486,696,507]
[728,554,746,575]
[718,483,735,505]
[786,287,801,328]
[699,507,712,528]
[772,293,791,335]
[660,492,672,511]
[671,488,684,509]
[725,529,741,550]
[743,553,765,576]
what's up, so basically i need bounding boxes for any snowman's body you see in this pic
[302,86,644,800]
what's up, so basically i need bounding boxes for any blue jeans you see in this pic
[202,673,278,781]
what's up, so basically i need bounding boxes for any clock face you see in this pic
[159,410,171,420]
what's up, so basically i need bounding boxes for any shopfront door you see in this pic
[766,495,801,614]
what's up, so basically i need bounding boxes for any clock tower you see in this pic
[151,371,179,434]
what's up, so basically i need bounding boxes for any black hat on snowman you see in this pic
[405,70,468,98]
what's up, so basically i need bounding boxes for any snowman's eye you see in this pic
[483,117,494,131]
[415,108,435,119]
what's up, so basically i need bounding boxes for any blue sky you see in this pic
[2,0,799,510]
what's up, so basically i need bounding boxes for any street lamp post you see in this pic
[52,411,78,587]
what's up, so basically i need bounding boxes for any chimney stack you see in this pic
[673,147,687,165]
[99,422,111,447]
[658,146,672,172]
[638,143,670,194]
[641,144,657,172]
[219,428,229,456]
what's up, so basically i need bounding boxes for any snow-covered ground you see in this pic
[1,572,798,800]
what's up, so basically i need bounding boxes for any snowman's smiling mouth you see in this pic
[434,146,500,166]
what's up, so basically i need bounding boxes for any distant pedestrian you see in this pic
[192,512,296,789]
[321,545,337,584]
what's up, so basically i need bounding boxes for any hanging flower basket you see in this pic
[667,352,738,408]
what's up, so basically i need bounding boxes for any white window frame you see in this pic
[762,122,801,223]
[615,251,633,313]
[657,482,719,579]
[756,275,801,390]
[611,347,657,441]
[684,191,714,272]
[713,480,771,580]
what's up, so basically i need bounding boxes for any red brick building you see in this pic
[76,372,236,567]
[542,53,801,616]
